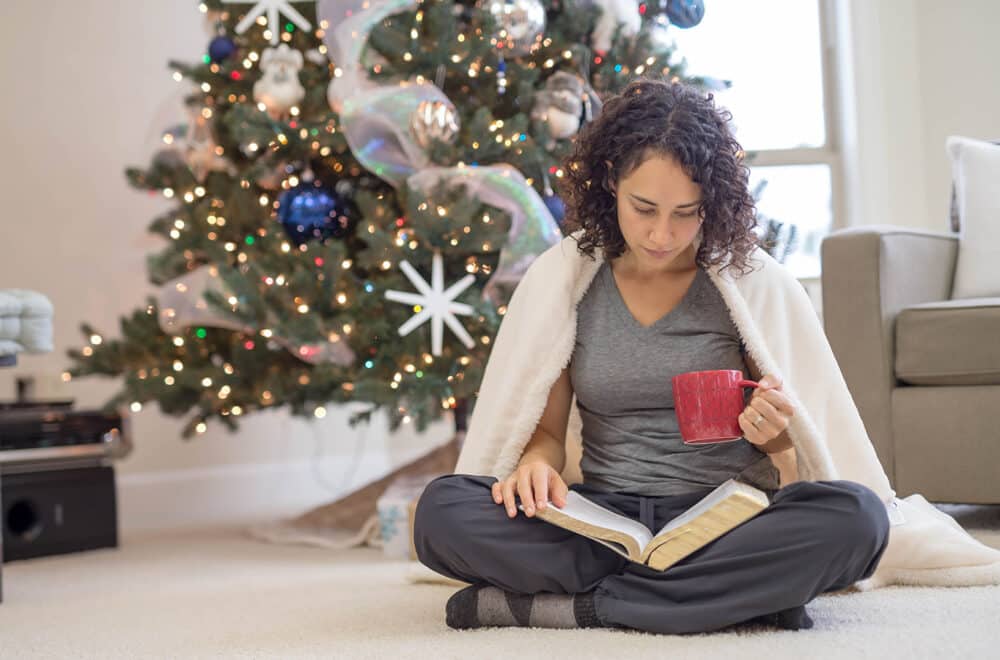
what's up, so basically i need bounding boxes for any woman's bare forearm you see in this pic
[770,447,799,487]
[518,428,566,474]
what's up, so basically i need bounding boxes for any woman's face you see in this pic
[608,153,704,276]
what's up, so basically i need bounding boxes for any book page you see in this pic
[587,536,638,560]
[520,491,652,552]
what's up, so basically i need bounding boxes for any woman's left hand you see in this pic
[739,374,796,453]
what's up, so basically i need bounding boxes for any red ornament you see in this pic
[230,71,242,81]
[244,340,255,350]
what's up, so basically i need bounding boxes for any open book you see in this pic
[517,478,770,572]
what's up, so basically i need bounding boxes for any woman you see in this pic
[413,78,890,635]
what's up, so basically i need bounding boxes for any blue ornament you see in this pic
[543,189,566,226]
[277,180,350,245]
[664,0,705,29]
[208,35,237,63]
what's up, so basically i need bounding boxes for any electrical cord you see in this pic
[309,408,368,496]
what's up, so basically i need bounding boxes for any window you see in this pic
[669,0,840,279]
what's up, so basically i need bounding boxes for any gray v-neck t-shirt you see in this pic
[569,261,780,497]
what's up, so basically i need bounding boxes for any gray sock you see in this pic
[446,584,601,629]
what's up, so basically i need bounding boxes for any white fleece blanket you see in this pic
[445,231,1000,591]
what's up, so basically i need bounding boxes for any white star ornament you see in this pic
[384,251,477,356]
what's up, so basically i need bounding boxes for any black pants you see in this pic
[414,474,891,634]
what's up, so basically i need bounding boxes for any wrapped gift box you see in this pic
[376,472,444,560]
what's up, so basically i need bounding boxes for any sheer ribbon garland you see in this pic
[318,0,563,303]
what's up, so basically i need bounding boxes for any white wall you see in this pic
[841,0,1000,232]
[912,0,1000,228]
[0,0,452,537]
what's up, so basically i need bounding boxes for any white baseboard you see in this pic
[116,442,448,539]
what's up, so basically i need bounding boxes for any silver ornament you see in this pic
[531,71,603,148]
[475,0,546,57]
[409,99,460,150]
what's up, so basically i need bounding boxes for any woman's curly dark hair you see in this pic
[558,76,761,277]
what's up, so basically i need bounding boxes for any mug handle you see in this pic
[738,379,759,388]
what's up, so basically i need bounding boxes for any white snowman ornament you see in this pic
[590,0,641,54]
[253,43,306,119]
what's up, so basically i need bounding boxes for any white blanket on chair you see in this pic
[436,230,1000,591]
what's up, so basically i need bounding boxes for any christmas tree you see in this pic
[67,0,721,438]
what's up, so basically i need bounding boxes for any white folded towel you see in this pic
[0,289,54,355]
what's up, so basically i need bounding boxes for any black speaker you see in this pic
[2,464,118,563]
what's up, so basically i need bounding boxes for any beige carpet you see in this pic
[2,503,999,659]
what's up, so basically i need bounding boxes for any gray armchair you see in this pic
[820,226,1000,504]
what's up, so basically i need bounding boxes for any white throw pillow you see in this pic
[946,136,1000,299]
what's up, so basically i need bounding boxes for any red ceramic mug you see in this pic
[672,369,760,444]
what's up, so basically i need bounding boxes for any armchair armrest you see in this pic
[820,225,958,483]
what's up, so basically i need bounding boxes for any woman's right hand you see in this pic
[492,460,569,519]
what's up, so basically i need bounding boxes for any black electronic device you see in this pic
[0,403,133,602]
[2,464,118,562]
[0,406,131,473]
